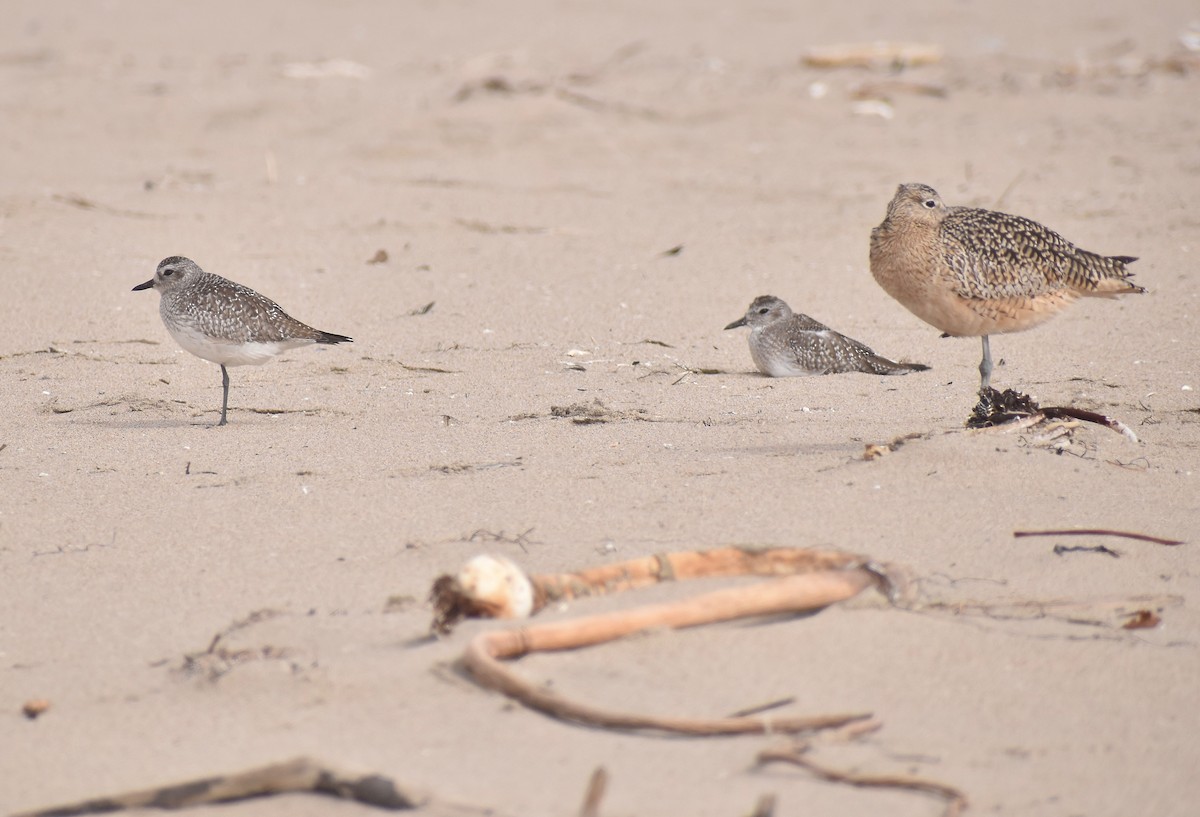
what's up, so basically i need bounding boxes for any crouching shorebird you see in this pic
[724,295,930,377]
[869,183,1144,393]
[133,256,352,426]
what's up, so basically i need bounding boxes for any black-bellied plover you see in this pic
[869,183,1144,392]
[724,295,930,377]
[132,256,352,425]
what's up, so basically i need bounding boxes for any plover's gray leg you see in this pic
[979,335,993,392]
[219,364,230,426]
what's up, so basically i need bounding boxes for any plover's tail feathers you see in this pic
[316,331,353,344]
[863,354,930,376]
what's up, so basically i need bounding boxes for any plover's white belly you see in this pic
[749,328,820,377]
[753,351,819,377]
[167,323,310,366]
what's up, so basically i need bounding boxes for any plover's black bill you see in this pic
[132,279,154,291]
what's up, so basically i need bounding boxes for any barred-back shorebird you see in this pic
[724,295,930,377]
[133,256,352,425]
[869,183,1144,391]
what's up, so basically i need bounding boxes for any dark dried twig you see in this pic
[430,459,523,475]
[671,364,726,385]
[729,697,796,718]
[1041,405,1138,441]
[1015,529,1184,546]
[397,361,456,373]
[33,531,116,557]
[467,528,537,550]
[1053,544,1120,558]
[51,193,157,219]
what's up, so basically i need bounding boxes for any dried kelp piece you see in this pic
[969,387,1139,441]
[968,387,1041,427]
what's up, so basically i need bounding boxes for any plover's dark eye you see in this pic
[162,269,174,276]
[757,308,769,314]
[923,199,937,209]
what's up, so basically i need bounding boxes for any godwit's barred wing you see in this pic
[940,206,1143,301]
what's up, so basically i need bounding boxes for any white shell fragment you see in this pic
[457,554,535,619]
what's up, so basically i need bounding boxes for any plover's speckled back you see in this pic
[724,295,930,377]
[133,256,352,425]
[870,183,1144,392]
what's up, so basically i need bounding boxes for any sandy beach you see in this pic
[2,1,1198,815]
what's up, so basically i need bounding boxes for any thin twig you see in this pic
[729,697,797,719]
[757,744,967,817]
[991,170,1025,210]
[578,767,607,817]
[1014,529,1184,546]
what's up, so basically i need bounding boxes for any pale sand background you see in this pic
[2,1,1198,815]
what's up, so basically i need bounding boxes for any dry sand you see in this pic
[2,1,1198,815]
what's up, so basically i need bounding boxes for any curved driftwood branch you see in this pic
[462,568,877,736]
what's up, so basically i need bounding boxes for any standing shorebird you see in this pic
[869,183,1144,392]
[724,295,930,377]
[133,256,352,425]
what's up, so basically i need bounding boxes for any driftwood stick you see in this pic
[757,744,968,817]
[12,757,419,817]
[430,546,873,633]
[462,569,876,735]
[532,546,864,608]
